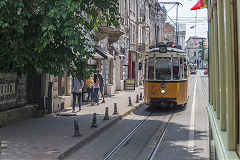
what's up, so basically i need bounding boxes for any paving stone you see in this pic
[0,86,144,160]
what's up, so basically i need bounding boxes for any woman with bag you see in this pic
[91,73,100,105]
[85,75,94,104]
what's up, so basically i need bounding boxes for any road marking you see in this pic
[188,77,198,152]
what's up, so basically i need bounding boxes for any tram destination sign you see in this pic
[0,72,17,110]
[124,79,135,90]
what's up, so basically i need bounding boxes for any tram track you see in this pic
[147,110,175,160]
[103,109,175,160]
[102,111,154,160]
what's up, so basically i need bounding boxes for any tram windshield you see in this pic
[156,57,171,80]
[146,54,188,80]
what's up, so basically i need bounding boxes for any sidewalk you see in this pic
[0,86,144,160]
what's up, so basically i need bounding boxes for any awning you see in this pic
[93,52,104,59]
[94,45,114,59]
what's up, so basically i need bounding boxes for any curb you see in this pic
[58,102,145,160]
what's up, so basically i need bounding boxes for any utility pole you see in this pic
[195,10,197,36]
[176,4,179,45]
[199,38,205,67]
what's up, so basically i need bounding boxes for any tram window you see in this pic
[148,57,154,80]
[172,57,179,80]
[184,59,187,78]
[180,58,184,79]
[156,57,171,80]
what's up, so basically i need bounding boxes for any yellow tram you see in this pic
[189,63,197,74]
[143,44,188,107]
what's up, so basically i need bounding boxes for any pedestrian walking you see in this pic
[92,73,100,105]
[85,75,94,104]
[96,69,105,103]
[72,76,84,112]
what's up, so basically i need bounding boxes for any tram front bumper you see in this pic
[150,98,177,107]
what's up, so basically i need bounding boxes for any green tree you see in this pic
[0,0,119,79]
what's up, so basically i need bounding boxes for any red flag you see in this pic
[191,0,207,10]
[172,42,176,47]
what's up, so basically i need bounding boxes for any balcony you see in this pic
[108,27,125,44]
[94,22,125,44]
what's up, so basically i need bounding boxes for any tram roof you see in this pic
[147,47,185,53]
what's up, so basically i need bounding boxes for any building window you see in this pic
[132,24,135,42]
[172,57,179,80]
[194,52,196,56]
[130,0,136,12]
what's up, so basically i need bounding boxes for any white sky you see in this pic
[158,0,208,42]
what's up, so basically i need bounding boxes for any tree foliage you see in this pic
[0,0,119,79]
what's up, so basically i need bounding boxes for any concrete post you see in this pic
[103,59,107,94]
[217,0,227,131]
[209,14,214,106]
[212,6,216,111]
[213,6,220,118]
[237,0,240,149]
[223,0,236,150]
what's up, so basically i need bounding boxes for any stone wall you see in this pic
[0,105,35,127]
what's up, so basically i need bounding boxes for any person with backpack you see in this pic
[72,75,84,112]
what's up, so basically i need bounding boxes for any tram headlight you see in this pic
[161,89,166,95]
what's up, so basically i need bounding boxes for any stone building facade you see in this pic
[186,36,208,68]
[177,24,186,50]
[163,22,175,43]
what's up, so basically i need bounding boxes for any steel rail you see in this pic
[147,74,196,160]
[103,76,192,160]
[148,110,175,160]
[103,112,153,160]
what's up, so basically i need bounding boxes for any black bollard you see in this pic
[91,113,98,128]
[140,93,143,100]
[136,94,139,103]
[73,120,81,137]
[103,107,110,120]
[113,103,118,114]
[128,97,133,106]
